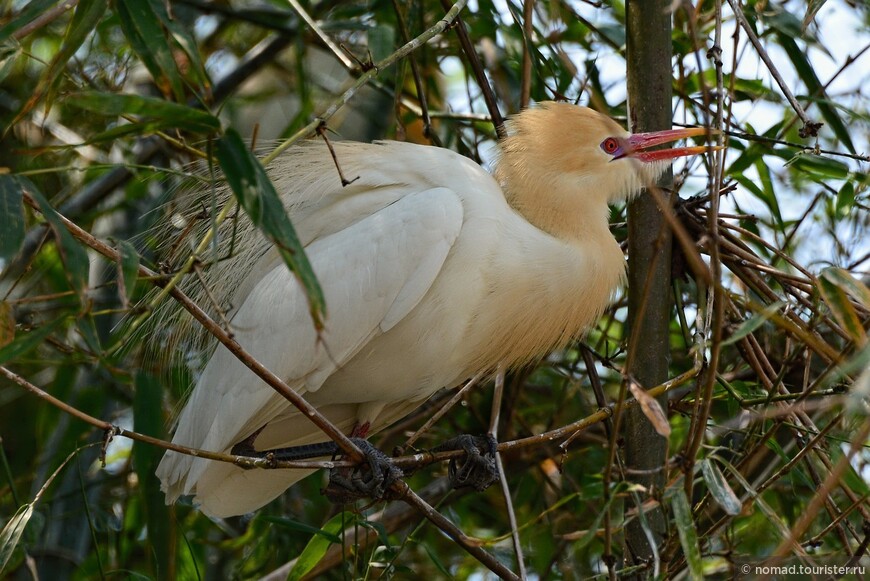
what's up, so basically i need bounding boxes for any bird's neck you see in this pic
[501,176,614,245]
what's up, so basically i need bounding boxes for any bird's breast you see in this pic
[316,213,625,405]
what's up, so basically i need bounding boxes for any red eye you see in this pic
[601,137,620,155]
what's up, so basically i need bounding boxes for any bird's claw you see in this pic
[433,434,499,491]
[324,438,402,503]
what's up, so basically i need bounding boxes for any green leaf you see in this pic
[722,301,786,346]
[26,183,90,298]
[787,152,850,180]
[286,512,348,581]
[216,129,326,328]
[753,157,783,228]
[260,516,342,544]
[821,267,870,309]
[145,0,211,91]
[666,486,703,581]
[0,176,26,265]
[116,0,186,101]
[132,372,170,579]
[0,317,65,365]
[819,269,868,346]
[0,45,21,85]
[66,92,220,133]
[836,182,855,216]
[0,504,34,575]
[13,0,108,120]
[774,33,856,153]
[117,240,140,302]
[0,0,60,43]
[423,543,454,579]
[699,460,741,516]
[75,313,102,354]
[368,24,396,63]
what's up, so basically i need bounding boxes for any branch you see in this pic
[725,0,821,137]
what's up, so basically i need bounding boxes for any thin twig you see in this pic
[490,366,527,579]
[438,0,506,138]
[400,372,484,450]
[397,482,521,580]
[0,365,333,471]
[769,418,870,559]
[725,0,821,137]
[520,0,534,109]
[284,0,356,70]
[390,0,440,144]
[317,123,361,186]
[11,0,79,40]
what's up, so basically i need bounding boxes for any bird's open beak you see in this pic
[625,127,721,162]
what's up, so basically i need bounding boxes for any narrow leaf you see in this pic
[26,184,90,298]
[787,152,850,180]
[216,130,325,328]
[75,314,102,354]
[66,92,220,133]
[0,45,21,85]
[699,460,742,516]
[836,182,855,216]
[0,504,34,575]
[423,543,454,579]
[0,316,65,365]
[286,512,348,581]
[132,372,170,579]
[821,267,870,309]
[628,380,671,437]
[0,302,13,349]
[368,24,396,63]
[14,0,108,120]
[775,33,856,153]
[0,175,26,264]
[819,272,867,346]
[260,516,342,544]
[146,0,211,91]
[802,0,827,31]
[116,0,185,101]
[753,158,783,228]
[666,487,703,581]
[117,240,140,303]
[0,0,59,43]
[722,301,786,346]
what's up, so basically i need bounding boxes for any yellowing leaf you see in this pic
[629,380,671,437]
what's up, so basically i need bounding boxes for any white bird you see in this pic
[156,102,709,517]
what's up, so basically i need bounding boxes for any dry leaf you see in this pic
[629,379,671,437]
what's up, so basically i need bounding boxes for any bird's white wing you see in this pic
[157,187,464,501]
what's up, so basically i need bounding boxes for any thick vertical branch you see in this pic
[624,0,673,569]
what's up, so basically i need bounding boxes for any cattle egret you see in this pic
[156,102,710,517]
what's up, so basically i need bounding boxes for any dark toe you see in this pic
[435,434,500,491]
[324,438,402,503]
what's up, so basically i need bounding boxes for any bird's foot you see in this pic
[432,434,499,491]
[323,438,403,504]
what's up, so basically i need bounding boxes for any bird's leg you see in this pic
[230,423,402,501]
[431,434,499,492]
[230,427,340,463]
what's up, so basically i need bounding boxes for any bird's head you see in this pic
[495,102,713,239]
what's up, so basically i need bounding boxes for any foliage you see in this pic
[0,0,868,579]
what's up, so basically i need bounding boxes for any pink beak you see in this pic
[625,127,721,162]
